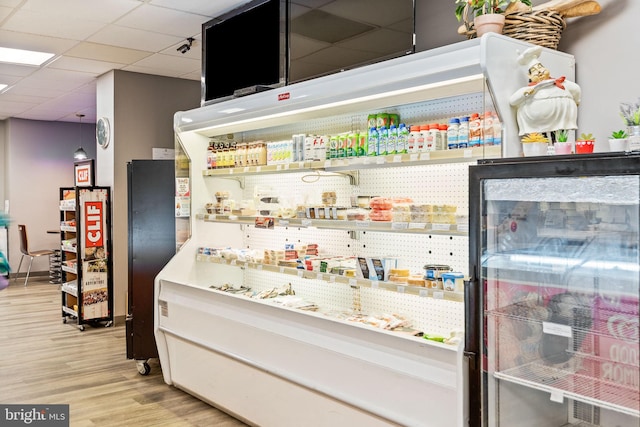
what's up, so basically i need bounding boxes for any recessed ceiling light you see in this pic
[0,84,7,91]
[0,47,55,66]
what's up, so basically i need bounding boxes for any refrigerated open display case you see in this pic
[467,154,640,427]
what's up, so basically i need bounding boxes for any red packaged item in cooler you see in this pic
[369,197,393,210]
[369,209,393,222]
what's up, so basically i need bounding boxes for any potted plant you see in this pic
[553,129,572,154]
[608,129,629,152]
[520,132,549,157]
[455,0,531,37]
[575,132,595,154]
[620,98,640,151]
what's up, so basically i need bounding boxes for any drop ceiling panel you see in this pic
[65,42,152,64]
[0,30,77,54]
[3,9,108,40]
[48,56,126,74]
[88,25,182,52]
[129,53,200,75]
[116,5,209,37]
[150,0,253,16]
[20,0,139,22]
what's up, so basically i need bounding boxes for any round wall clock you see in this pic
[96,117,111,149]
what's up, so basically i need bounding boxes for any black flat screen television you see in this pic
[202,0,287,105]
[202,0,415,105]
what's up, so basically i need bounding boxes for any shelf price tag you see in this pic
[243,262,249,269]
[463,149,473,158]
[392,155,402,163]
[409,153,419,162]
[279,267,285,273]
[230,259,237,266]
[329,275,336,282]
[348,278,357,286]
[256,166,262,172]
[376,157,386,165]
[316,273,323,280]
[279,220,289,227]
[396,285,406,293]
[392,222,408,230]
[419,289,428,297]
[298,161,304,169]
[301,219,312,227]
[324,160,332,168]
[409,222,426,229]
[550,390,564,403]
[257,264,263,271]
[432,223,451,231]
[276,165,283,171]
[244,167,250,173]
[355,220,370,228]
[297,270,304,277]
[419,152,430,161]
[370,281,379,289]
[433,291,444,299]
[228,168,234,174]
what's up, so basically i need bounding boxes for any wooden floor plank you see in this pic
[0,279,250,426]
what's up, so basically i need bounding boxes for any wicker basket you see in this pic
[464,10,566,50]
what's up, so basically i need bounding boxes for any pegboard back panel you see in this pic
[221,92,487,144]
[241,268,464,336]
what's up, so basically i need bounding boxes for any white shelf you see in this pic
[196,254,463,302]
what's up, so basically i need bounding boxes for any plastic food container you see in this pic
[441,272,465,292]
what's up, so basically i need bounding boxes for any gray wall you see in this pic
[3,119,96,275]
[96,70,200,322]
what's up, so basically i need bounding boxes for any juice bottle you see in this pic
[458,116,469,149]
[378,125,388,155]
[387,124,398,154]
[397,123,409,154]
[408,125,421,153]
[367,127,379,156]
[447,118,459,150]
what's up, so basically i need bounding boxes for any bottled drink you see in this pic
[367,127,379,156]
[387,124,398,154]
[396,123,409,154]
[427,123,439,151]
[418,124,430,152]
[447,118,460,150]
[437,123,448,150]
[408,125,421,153]
[483,112,494,146]
[378,125,388,155]
[458,116,469,149]
[469,113,482,147]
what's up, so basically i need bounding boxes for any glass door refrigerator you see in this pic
[467,154,640,427]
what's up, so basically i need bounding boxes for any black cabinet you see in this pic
[126,160,176,375]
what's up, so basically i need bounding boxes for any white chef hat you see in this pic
[517,45,543,71]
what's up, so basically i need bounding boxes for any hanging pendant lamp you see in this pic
[73,113,88,160]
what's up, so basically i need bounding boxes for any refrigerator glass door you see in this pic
[480,173,639,427]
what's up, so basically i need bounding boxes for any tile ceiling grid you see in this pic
[0,0,252,122]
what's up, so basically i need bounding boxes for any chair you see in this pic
[15,224,55,286]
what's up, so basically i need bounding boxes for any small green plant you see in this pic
[578,133,594,141]
[555,129,568,142]
[610,130,628,139]
[620,98,640,126]
[455,0,531,21]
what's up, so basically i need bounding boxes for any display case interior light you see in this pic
[0,46,55,66]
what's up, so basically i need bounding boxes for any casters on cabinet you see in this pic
[136,360,151,375]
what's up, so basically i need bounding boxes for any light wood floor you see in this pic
[0,277,249,427]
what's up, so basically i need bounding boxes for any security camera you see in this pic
[177,37,195,54]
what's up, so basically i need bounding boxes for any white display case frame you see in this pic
[155,34,575,427]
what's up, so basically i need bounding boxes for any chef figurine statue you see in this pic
[509,45,581,137]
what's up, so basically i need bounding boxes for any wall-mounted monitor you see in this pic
[201,0,287,105]
[202,0,415,105]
